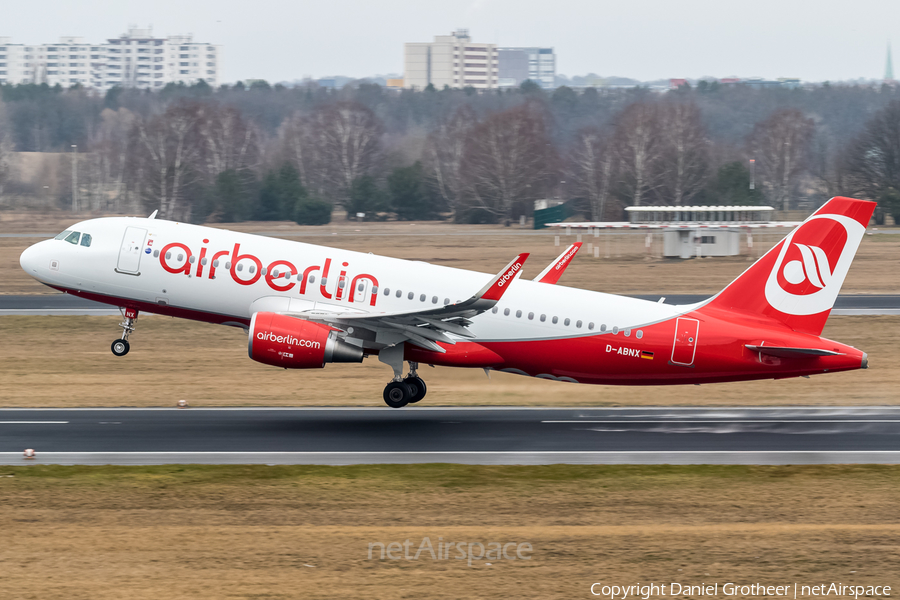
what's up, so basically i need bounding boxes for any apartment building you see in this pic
[498,47,556,89]
[404,29,498,90]
[0,26,220,91]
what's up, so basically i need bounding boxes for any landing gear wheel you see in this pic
[404,376,427,403]
[383,381,411,408]
[111,339,130,357]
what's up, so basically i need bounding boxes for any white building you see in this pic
[404,29,498,90]
[0,26,221,91]
[498,47,556,90]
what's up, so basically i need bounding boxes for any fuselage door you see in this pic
[117,226,148,275]
[670,317,700,366]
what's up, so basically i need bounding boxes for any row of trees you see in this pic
[1,80,899,223]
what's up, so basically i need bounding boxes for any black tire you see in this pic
[111,339,130,357]
[404,376,427,403]
[383,381,411,408]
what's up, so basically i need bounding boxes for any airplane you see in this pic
[19,196,874,408]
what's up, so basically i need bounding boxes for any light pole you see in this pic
[71,144,78,212]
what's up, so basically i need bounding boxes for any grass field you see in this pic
[0,315,894,407]
[1,464,897,599]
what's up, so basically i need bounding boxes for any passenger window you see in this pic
[528,312,534,320]
[636,330,643,339]
[408,292,414,300]
[564,318,570,326]
[552,316,559,324]
[384,288,390,295]
[588,322,595,330]
[444,298,450,305]
[612,326,619,334]
[308,274,315,283]
[540,314,546,322]
[516,310,522,318]
[576,320,582,328]
[396,290,402,298]
[419,294,426,302]
[432,296,438,304]
[504,308,510,316]
[153,250,160,258]
[64,231,81,245]
[492,307,498,314]
[359,283,365,292]
[80,233,92,247]
[624,329,631,337]
[600,324,607,332]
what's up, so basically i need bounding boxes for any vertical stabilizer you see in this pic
[697,197,875,336]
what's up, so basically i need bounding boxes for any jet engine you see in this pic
[248,311,363,368]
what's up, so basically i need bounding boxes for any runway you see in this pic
[2,294,899,315]
[2,407,899,465]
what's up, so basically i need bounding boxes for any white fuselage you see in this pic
[20,217,685,341]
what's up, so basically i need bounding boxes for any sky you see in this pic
[3,0,900,84]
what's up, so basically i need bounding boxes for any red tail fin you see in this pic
[698,197,875,336]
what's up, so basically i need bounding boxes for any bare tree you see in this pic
[422,105,477,216]
[567,126,614,220]
[314,102,383,207]
[198,104,262,182]
[657,102,709,205]
[461,103,557,221]
[78,108,136,212]
[613,102,663,207]
[746,108,815,211]
[279,102,382,208]
[280,111,324,198]
[843,100,900,199]
[0,101,11,202]
[128,102,205,221]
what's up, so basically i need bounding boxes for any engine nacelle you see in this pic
[248,311,363,368]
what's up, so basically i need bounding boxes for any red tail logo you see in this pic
[765,214,864,316]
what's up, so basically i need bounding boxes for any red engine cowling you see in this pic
[248,312,363,368]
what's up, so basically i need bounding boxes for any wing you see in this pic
[281,253,530,353]
[533,243,581,284]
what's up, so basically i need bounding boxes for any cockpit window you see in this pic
[63,231,81,245]
[54,230,72,241]
[80,233,92,247]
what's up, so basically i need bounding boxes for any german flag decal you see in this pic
[640,350,655,360]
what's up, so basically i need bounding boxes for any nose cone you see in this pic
[19,240,52,281]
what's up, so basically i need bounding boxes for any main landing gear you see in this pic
[381,359,428,409]
[111,307,138,357]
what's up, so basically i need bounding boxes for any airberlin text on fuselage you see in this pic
[158,241,380,306]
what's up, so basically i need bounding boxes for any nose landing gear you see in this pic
[111,307,138,357]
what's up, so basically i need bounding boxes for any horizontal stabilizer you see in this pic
[745,345,844,358]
